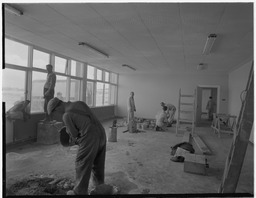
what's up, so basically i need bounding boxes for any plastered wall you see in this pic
[228,61,254,143]
[117,71,229,120]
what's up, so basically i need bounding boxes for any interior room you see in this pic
[3,2,254,196]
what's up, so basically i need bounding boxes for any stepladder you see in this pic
[218,62,253,193]
[176,89,196,136]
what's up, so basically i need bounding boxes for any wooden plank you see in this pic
[184,153,207,175]
[193,134,211,155]
[182,132,191,143]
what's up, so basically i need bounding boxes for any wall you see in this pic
[228,61,253,143]
[117,71,229,120]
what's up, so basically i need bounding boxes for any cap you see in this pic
[47,97,61,115]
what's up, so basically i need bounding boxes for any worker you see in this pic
[127,91,136,123]
[155,106,168,131]
[6,100,31,121]
[47,97,106,195]
[206,96,215,121]
[43,64,56,122]
[160,102,176,127]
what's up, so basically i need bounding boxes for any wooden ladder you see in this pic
[218,62,254,193]
[176,89,196,135]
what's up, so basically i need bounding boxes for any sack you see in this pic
[170,142,195,156]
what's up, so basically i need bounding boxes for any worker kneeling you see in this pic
[155,106,168,131]
[47,97,106,195]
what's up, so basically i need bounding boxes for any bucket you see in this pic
[108,127,117,142]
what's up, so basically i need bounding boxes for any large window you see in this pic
[5,38,29,67]
[2,69,26,111]
[4,38,119,113]
[33,49,50,69]
[31,71,47,113]
[55,56,67,74]
[86,81,94,106]
[70,79,81,102]
[87,65,95,79]
[96,82,104,106]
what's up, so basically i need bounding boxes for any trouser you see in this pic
[167,108,176,124]
[73,125,106,195]
[127,110,134,123]
[43,88,54,118]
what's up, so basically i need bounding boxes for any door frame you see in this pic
[196,85,220,124]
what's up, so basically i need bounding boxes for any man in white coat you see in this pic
[127,92,136,123]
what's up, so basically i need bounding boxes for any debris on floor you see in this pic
[6,174,74,196]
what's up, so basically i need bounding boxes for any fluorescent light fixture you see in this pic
[5,4,23,16]
[78,42,109,58]
[122,64,136,71]
[203,34,217,55]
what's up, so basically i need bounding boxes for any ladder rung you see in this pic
[180,110,194,114]
[180,103,194,106]
[181,94,194,97]
[178,119,194,123]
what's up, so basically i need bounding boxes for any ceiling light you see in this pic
[122,64,136,71]
[4,4,23,16]
[202,34,217,55]
[78,42,109,58]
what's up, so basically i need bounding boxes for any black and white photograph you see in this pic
[2,1,254,197]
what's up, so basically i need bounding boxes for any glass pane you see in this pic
[105,72,109,82]
[5,38,28,67]
[96,82,103,106]
[87,65,95,79]
[104,84,110,105]
[71,60,83,77]
[33,49,50,69]
[55,75,67,101]
[110,73,117,84]
[55,56,67,74]
[2,69,26,111]
[97,69,102,80]
[70,79,81,102]
[110,85,116,105]
[31,71,47,113]
[86,81,94,107]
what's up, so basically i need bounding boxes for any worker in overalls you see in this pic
[160,102,176,127]
[47,97,106,195]
[127,91,136,123]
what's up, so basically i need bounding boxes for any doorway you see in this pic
[196,86,219,127]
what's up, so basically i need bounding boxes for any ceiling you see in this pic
[4,2,253,74]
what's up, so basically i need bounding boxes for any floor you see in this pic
[5,118,254,196]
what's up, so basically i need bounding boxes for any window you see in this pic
[31,71,47,113]
[5,38,28,67]
[110,73,118,84]
[71,60,83,77]
[55,56,67,74]
[110,85,117,105]
[2,69,26,111]
[104,84,110,105]
[70,79,81,102]
[97,69,102,80]
[104,72,109,82]
[96,82,104,106]
[55,75,67,101]
[33,49,50,69]
[87,65,95,79]
[86,81,94,106]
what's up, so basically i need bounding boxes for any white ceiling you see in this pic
[4,2,253,74]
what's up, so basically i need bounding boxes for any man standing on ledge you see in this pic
[43,64,56,122]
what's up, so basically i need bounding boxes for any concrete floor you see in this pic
[5,118,254,195]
